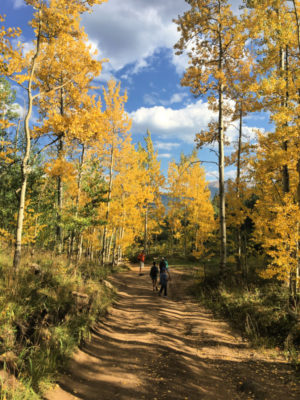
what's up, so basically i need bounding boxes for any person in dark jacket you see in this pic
[158,257,171,297]
[149,261,159,291]
[159,257,167,273]
[159,268,168,297]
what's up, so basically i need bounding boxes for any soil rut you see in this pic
[45,266,300,400]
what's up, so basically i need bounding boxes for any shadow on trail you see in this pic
[45,267,300,400]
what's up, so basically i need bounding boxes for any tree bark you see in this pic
[101,143,114,265]
[117,227,124,264]
[291,1,300,295]
[280,46,290,193]
[218,2,227,275]
[56,134,64,254]
[13,14,41,272]
[14,119,21,151]
[144,205,148,254]
[236,106,243,271]
[74,144,85,263]
[56,77,65,254]
[218,82,226,274]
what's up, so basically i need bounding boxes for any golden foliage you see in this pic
[167,153,215,257]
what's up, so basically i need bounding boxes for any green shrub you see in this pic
[0,252,115,398]
[192,276,299,353]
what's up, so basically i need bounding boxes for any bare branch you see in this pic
[32,136,60,162]
[32,78,73,100]
[196,160,218,165]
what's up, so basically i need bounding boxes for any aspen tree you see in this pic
[243,0,300,292]
[100,80,131,265]
[291,0,300,292]
[175,0,245,274]
[140,130,165,254]
[34,3,104,253]
[167,153,215,257]
[110,140,152,264]
[76,146,107,260]
[1,3,64,270]
[225,49,257,272]
[0,1,106,270]
[0,78,20,239]
[244,0,293,193]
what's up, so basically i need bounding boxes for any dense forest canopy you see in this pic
[0,0,299,292]
[0,1,300,398]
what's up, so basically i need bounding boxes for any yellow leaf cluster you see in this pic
[167,153,215,257]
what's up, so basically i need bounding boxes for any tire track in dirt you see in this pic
[45,266,300,400]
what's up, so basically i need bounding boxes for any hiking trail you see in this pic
[45,265,300,400]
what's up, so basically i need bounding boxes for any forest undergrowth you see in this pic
[190,257,300,369]
[0,249,116,400]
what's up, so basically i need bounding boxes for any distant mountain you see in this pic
[161,194,169,208]
[160,182,218,207]
[208,181,219,199]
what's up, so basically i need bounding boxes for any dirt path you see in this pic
[45,266,300,400]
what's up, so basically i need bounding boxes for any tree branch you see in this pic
[32,78,73,100]
[32,136,60,162]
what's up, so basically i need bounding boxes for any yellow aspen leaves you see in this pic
[167,153,215,257]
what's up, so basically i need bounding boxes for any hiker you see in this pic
[159,256,171,297]
[159,256,167,273]
[159,266,168,297]
[149,261,159,291]
[165,257,169,270]
[137,250,145,275]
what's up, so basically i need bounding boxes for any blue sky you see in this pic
[2,0,269,182]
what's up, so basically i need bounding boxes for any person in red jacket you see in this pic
[137,250,145,275]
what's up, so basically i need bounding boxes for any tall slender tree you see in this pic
[243,0,300,293]
[140,130,165,254]
[175,0,246,274]
[100,80,131,265]
[167,152,215,257]
[0,0,106,270]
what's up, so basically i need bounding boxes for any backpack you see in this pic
[159,260,166,273]
[150,265,158,277]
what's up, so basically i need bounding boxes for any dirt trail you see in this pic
[45,266,300,400]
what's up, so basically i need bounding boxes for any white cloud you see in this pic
[172,53,189,74]
[11,37,34,57]
[13,103,25,118]
[205,171,219,182]
[158,153,172,159]
[143,94,157,106]
[231,0,243,13]
[142,91,189,107]
[130,99,217,144]
[12,0,25,9]
[169,93,188,104]
[82,0,243,76]
[22,41,35,56]
[243,126,265,141]
[225,123,265,150]
[225,169,237,180]
[82,0,189,74]
[154,142,180,151]
[205,168,237,183]
[131,97,263,150]
[95,62,116,82]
